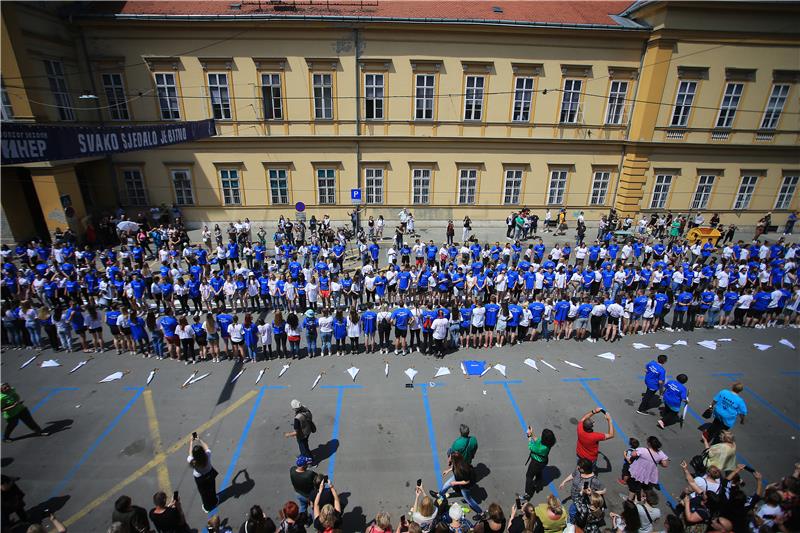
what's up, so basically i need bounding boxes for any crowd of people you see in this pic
[2,206,799,533]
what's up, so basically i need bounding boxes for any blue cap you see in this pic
[296,455,313,467]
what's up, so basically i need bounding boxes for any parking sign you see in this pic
[351,188,362,204]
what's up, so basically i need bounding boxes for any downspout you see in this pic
[610,37,648,217]
[354,28,362,226]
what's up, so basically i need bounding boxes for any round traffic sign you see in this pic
[295,202,306,212]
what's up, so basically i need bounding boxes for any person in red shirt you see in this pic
[576,408,615,466]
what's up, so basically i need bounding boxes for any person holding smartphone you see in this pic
[312,476,341,532]
[149,491,188,533]
[558,458,605,524]
[576,408,614,468]
[187,435,218,513]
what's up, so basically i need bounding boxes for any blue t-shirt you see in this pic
[577,303,593,319]
[663,380,687,411]
[644,361,666,391]
[361,311,377,334]
[159,316,178,337]
[528,302,545,323]
[217,314,233,337]
[485,303,500,327]
[391,308,412,330]
[713,389,747,428]
[554,301,570,321]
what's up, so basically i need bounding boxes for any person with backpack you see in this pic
[285,399,315,460]
[522,426,556,500]
[449,424,478,464]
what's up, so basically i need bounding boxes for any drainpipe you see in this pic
[354,28,362,228]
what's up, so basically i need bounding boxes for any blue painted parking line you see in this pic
[779,371,800,376]
[321,384,363,483]
[418,383,444,489]
[49,387,145,499]
[484,380,523,385]
[714,374,800,431]
[31,387,79,414]
[566,378,677,508]
[487,380,559,497]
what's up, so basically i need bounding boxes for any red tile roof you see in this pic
[91,1,639,28]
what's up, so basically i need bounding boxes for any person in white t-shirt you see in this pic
[431,310,449,358]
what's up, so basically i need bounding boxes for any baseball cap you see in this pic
[290,399,302,409]
[296,455,313,467]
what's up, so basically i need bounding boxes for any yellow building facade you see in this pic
[1,1,798,240]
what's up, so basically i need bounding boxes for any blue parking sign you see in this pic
[350,188,362,204]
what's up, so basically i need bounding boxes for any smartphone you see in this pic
[400,515,407,525]
[515,494,521,509]
[416,478,422,487]
[173,491,179,501]
[323,475,329,486]
[583,481,589,490]
[192,432,197,439]
[743,465,756,473]
[599,408,607,415]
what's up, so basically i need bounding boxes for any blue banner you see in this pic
[1,119,216,164]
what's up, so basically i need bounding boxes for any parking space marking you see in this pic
[714,373,800,431]
[320,384,362,483]
[30,387,79,414]
[63,389,258,528]
[49,387,146,500]
[418,383,444,489]
[143,390,172,496]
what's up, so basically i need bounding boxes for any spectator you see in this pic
[290,455,317,520]
[410,485,437,532]
[238,505,276,533]
[533,495,566,533]
[187,436,218,513]
[148,491,187,533]
[365,511,392,533]
[111,495,150,533]
[279,501,307,533]
[312,477,341,532]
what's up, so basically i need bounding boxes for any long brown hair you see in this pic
[273,310,285,327]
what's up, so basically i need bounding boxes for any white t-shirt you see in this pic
[228,323,244,342]
[431,317,449,340]
[471,306,486,327]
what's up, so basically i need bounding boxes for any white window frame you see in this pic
[734,175,758,210]
[604,80,628,125]
[775,175,798,210]
[1,79,13,121]
[170,169,194,206]
[365,168,384,204]
[44,59,74,121]
[364,73,384,120]
[463,75,485,121]
[261,73,283,120]
[317,168,336,205]
[760,84,790,130]
[208,72,231,120]
[220,168,241,206]
[412,168,431,205]
[512,77,534,122]
[715,82,743,129]
[670,80,697,127]
[458,169,477,205]
[415,74,435,120]
[268,168,289,205]
[547,170,568,205]
[503,169,523,205]
[101,73,129,121]
[122,169,148,206]
[650,174,673,209]
[691,175,715,210]
[590,171,611,206]
[559,79,582,124]
[313,73,333,120]
[155,72,180,120]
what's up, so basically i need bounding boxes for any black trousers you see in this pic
[4,407,42,440]
[590,316,604,339]
[638,388,660,412]
[660,406,681,427]
[706,416,730,444]
[194,469,219,511]
[525,458,547,496]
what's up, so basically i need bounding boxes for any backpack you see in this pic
[423,316,433,329]
[296,408,316,438]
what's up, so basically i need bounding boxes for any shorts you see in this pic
[165,335,179,345]
[120,326,132,336]
[89,327,102,333]
[74,326,86,334]
[207,332,219,342]
[232,339,244,346]
[608,316,620,326]
[627,477,655,494]
[195,337,208,346]
[748,308,763,318]
[395,327,408,338]
[109,324,121,336]
[470,325,484,334]
[320,290,330,298]
[575,317,589,330]
[631,313,642,320]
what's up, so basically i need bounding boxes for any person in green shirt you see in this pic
[522,424,556,500]
[2,383,46,442]
[449,424,478,464]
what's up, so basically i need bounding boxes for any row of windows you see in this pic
[120,166,616,208]
[651,173,798,211]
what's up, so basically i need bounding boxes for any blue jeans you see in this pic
[26,323,42,348]
[707,308,721,326]
[57,329,72,351]
[320,332,332,354]
[4,321,23,346]
[296,493,312,518]
[440,476,482,515]
[151,330,165,357]
[306,334,317,356]
[246,343,258,361]
[541,320,550,340]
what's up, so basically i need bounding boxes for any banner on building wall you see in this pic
[1,119,216,164]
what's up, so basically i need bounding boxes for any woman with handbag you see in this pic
[187,436,218,513]
[702,431,737,473]
[626,436,669,501]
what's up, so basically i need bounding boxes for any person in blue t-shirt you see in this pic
[708,382,747,443]
[390,304,412,354]
[637,354,667,414]
[553,299,571,339]
[658,374,688,428]
[671,290,693,331]
[361,303,378,353]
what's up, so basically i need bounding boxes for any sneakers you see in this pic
[636,410,649,415]
[394,349,400,355]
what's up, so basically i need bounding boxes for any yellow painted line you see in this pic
[63,390,258,528]
[143,390,172,496]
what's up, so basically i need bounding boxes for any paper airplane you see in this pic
[311,373,323,390]
[524,358,540,372]
[718,338,733,342]
[39,359,61,368]
[189,372,211,385]
[385,362,389,378]
[780,338,796,350]
[596,352,616,361]
[697,340,717,350]
[230,368,245,383]
[146,368,157,386]
[494,364,507,377]
[255,367,267,384]
[480,366,491,377]
[655,344,671,350]
[540,359,558,372]
[673,340,688,346]
[347,366,360,381]
[279,364,290,378]
[753,343,771,351]
[99,371,127,383]
[563,360,585,369]
[20,355,38,369]
[632,343,650,349]
[434,367,451,378]
[405,368,418,382]
[70,360,89,373]
[460,362,467,375]
[182,371,198,388]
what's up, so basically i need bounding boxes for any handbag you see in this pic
[701,406,713,419]
[689,449,709,476]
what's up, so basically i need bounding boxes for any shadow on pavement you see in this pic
[216,360,244,406]
[27,495,71,522]
[217,469,255,505]
[311,438,339,465]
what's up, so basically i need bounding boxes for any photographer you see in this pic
[148,491,188,533]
